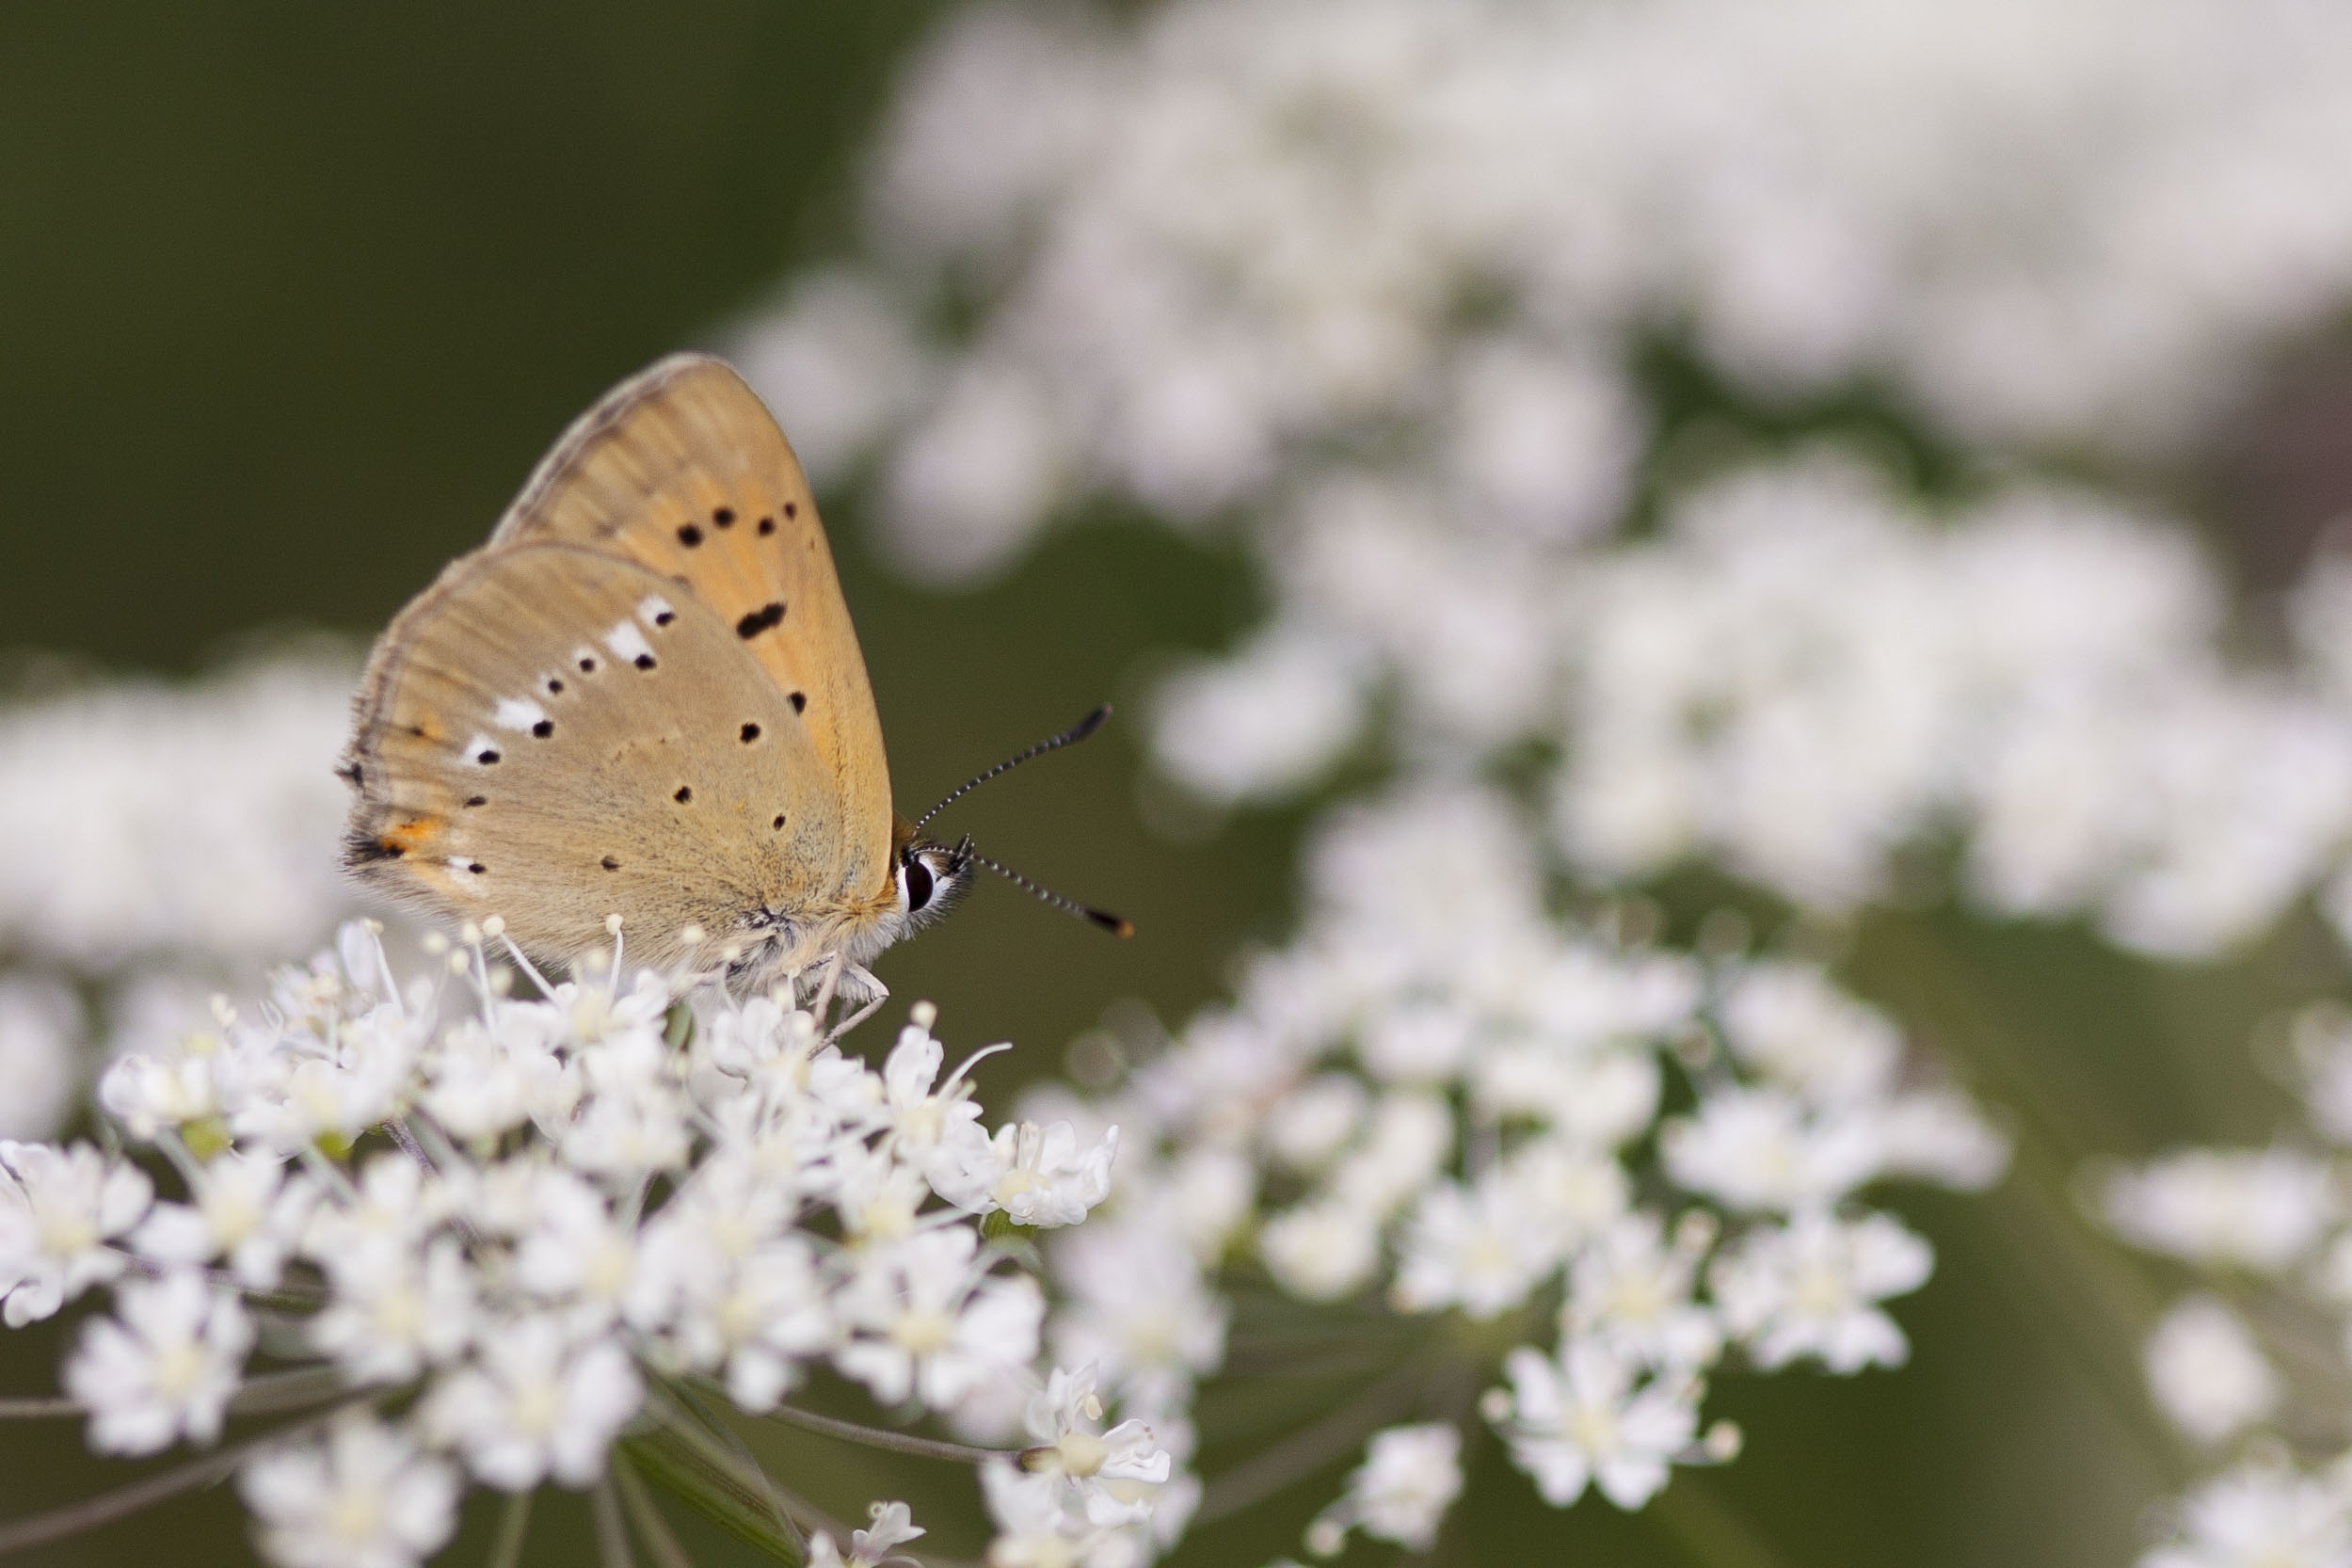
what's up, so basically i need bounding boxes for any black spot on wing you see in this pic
[601,856,620,871]
[735,601,786,639]
[789,692,807,714]
[674,785,693,804]
[677,523,703,547]
[740,723,761,743]
[713,507,735,528]
[531,720,553,739]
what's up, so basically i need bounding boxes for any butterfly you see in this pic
[339,354,1124,1023]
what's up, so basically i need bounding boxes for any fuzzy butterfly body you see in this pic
[341,355,972,989]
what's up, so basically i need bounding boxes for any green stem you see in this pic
[760,1400,1011,1464]
[485,1490,533,1568]
[0,1393,370,1553]
[616,1456,697,1568]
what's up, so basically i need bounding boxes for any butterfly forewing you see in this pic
[488,354,893,904]
[344,543,845,972]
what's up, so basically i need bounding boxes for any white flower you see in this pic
[877,1022,991,1161]
[1709,1210,1931,1372]
[1714,962,1899,1105]
[2145,1295,2280,1446]
[1309,1422,1464,1554]
[308,1235,478,1384]
[240,1413,459,1568]
[1020,1364,1173,1528]
[1049,1209,1227,1411]
[65,1270,252,1455]
[1260,1073,1368,1174]
[422,1316,642,1490]
[1492,1340,1698,1510]
[506,1166,656,1331]
[0,1140,151,1324]
[2104,1149,2338,1272]
[1660,1088,1880,1211]
[1326,1092,1454,1218]
[1257,1198,1382,1303]
[980,1456,1121,1568]
[834,1227,1044,1411]
[1567,1215,1721,1370]
[418,1016,561,1143]
[301,1152,448,1277]
[0,977,79,1140]
[132,1151,311,1289]
[558,1080,692,1179]
[929,1120,1119,1229]
[662,1234,834,1413]
[1153,625,1370,805]
[808,1498,929,1568]
[1391,1175,1563,1320]
[230,1000,420,1151]
[2143,1463,2352,1568]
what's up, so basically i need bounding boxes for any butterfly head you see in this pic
[892,815,975,935]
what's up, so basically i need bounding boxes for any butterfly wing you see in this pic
[343,542,848,972]
[488,354,893,905]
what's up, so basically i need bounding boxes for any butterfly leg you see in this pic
[826,966,889,1042]
[807,951,846,1027]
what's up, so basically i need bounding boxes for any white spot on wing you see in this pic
[494,698,547,732]
[604,621,654,664]
[638,594,676,626]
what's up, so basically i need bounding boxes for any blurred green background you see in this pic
[0,4,2331,1564]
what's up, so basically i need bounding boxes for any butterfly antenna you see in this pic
[915,704,1113,832]
[966,844,1134,938]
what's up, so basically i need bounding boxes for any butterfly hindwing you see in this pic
[488,354,894,906]
[344,542,844,972]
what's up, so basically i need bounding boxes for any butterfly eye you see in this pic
[903,854,935,913]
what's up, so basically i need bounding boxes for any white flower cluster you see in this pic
[1156,449,2352,960]
[1042,785,2004,1548]
[0,654,357,974]
[0,653,362,1143]
[2103,1004,2352,1567]
[1551,456,2352,956]
[0,919,1163,1568]
[744,0,2352,585]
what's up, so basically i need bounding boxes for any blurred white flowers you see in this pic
[754,0,2352,581]
[2104,1005,2352,1561]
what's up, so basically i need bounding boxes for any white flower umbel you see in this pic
[1032,785,1996,1542]
[0,921,1132,1568]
